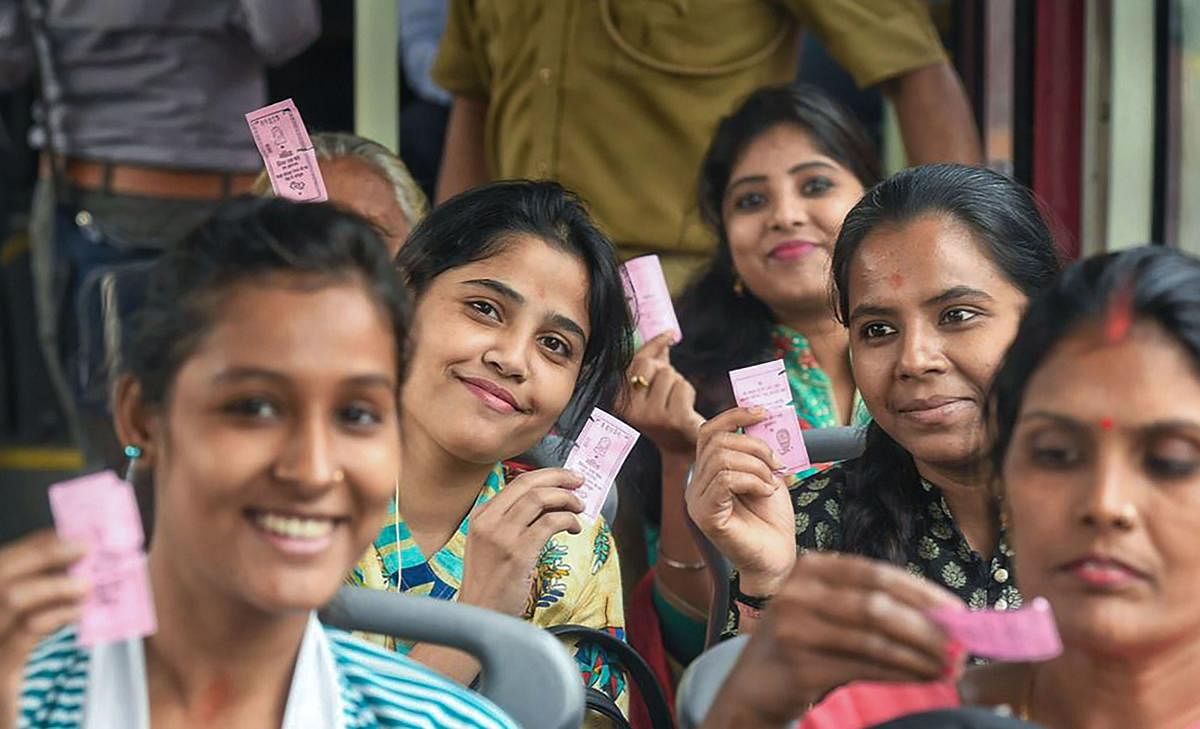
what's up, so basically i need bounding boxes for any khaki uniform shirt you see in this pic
[433,0,946,276]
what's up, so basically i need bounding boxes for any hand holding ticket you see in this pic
[622,255,682,347]
[48,471,157,646]
[563,408,640,520]
[245,98,327,203]
[729,359,810,473]
[929,596,1063,662]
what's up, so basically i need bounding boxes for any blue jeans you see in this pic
[30,180,218,467]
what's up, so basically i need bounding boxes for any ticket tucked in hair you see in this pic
[929,596,1063,662]
[48,470,157,646]
[729,359,810,473]
[563,408,640,521]
[622,255,682,346]
[245,98,328,203]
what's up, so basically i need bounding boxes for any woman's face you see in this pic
[322,157,411,257]
[401,235,590,464]
[138,276,401,614]
[722,123,865,319]
[846,215,1027,470]
[1003,321,1200,653]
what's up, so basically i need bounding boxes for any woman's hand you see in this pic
[686,407,797,596]
[457,468,584,617]
[619,333,705,456]
[0,531,88,729]
[703,553,965,728]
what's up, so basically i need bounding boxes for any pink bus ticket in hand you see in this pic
[245,98,327,203]
[563,408,640,520]
[729,360,810,472]
[929,596,1063,662]
[622,255,682,346]
[48,471,157,647]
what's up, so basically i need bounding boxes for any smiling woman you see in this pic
[348,180,636,725]
[1,198,518,729]
[688,164,1063,639]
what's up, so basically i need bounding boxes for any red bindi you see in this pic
[888,273,904,289]
[1100,417,1115,431]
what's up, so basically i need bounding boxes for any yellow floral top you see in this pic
[349,463,629,721]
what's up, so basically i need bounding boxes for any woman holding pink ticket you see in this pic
[701,247,1200,728]
[688,164,1062,640]
[3,199,517,728]
[619,85,884,671]
[349,181,638,725]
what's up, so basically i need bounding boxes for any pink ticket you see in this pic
[563,408,640,520]
[729,360,793,410]
[622,255,682,346]
[245,98,327,203]
[730,360,808,472]
[48,471,157,646]
[745,405,810,473]
[929,596,1063,662]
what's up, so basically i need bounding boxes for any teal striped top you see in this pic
[18,624,518,729]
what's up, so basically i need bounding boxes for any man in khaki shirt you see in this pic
[434,0,982,289]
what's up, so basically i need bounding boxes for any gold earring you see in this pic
[733,276,745,297]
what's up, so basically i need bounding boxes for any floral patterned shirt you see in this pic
[725,461,1020,637]
[349,464,628,723]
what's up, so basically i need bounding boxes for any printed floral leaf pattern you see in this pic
[591,523,612,575]
[941,561,968,589]
[795,491,820,508]
[917,536,940,561]
[526,539,571,616]
[573,631,628,703]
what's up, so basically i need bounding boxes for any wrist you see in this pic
[738,569,787,599]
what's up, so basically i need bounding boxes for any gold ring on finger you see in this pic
[630,374,650,390]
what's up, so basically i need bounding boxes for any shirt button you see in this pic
[535,162,549,176]
[538,67,553,84]
[993,568,1010,583]
[994,598,1008,610]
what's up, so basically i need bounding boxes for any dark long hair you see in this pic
[831,164,1062,562]
[991,246,1200,479]
[630,85,880,529]
[672,83,882,415]
[396,179,633,439]
[124,197,412,406]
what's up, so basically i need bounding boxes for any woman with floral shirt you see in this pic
[689,164,1062,638]
[349,180,633,723]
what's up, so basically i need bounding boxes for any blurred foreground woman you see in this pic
[0,199,516,729]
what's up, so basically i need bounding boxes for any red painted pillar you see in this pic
[1032,0,1086,260]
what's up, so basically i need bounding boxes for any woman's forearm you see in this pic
[655,450,713,612]
[406,642,482,686]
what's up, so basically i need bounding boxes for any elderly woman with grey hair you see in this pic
[255,131,428,256]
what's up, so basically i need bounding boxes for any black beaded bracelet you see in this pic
[731,571,772,611]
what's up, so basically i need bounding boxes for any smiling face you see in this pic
[722,123,865,319]
[401,235,590,464]
[142,275,401,613]
[846,214,1028,470]
[1003,321,1200,653]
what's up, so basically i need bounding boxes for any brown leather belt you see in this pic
[40,155,259,201]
